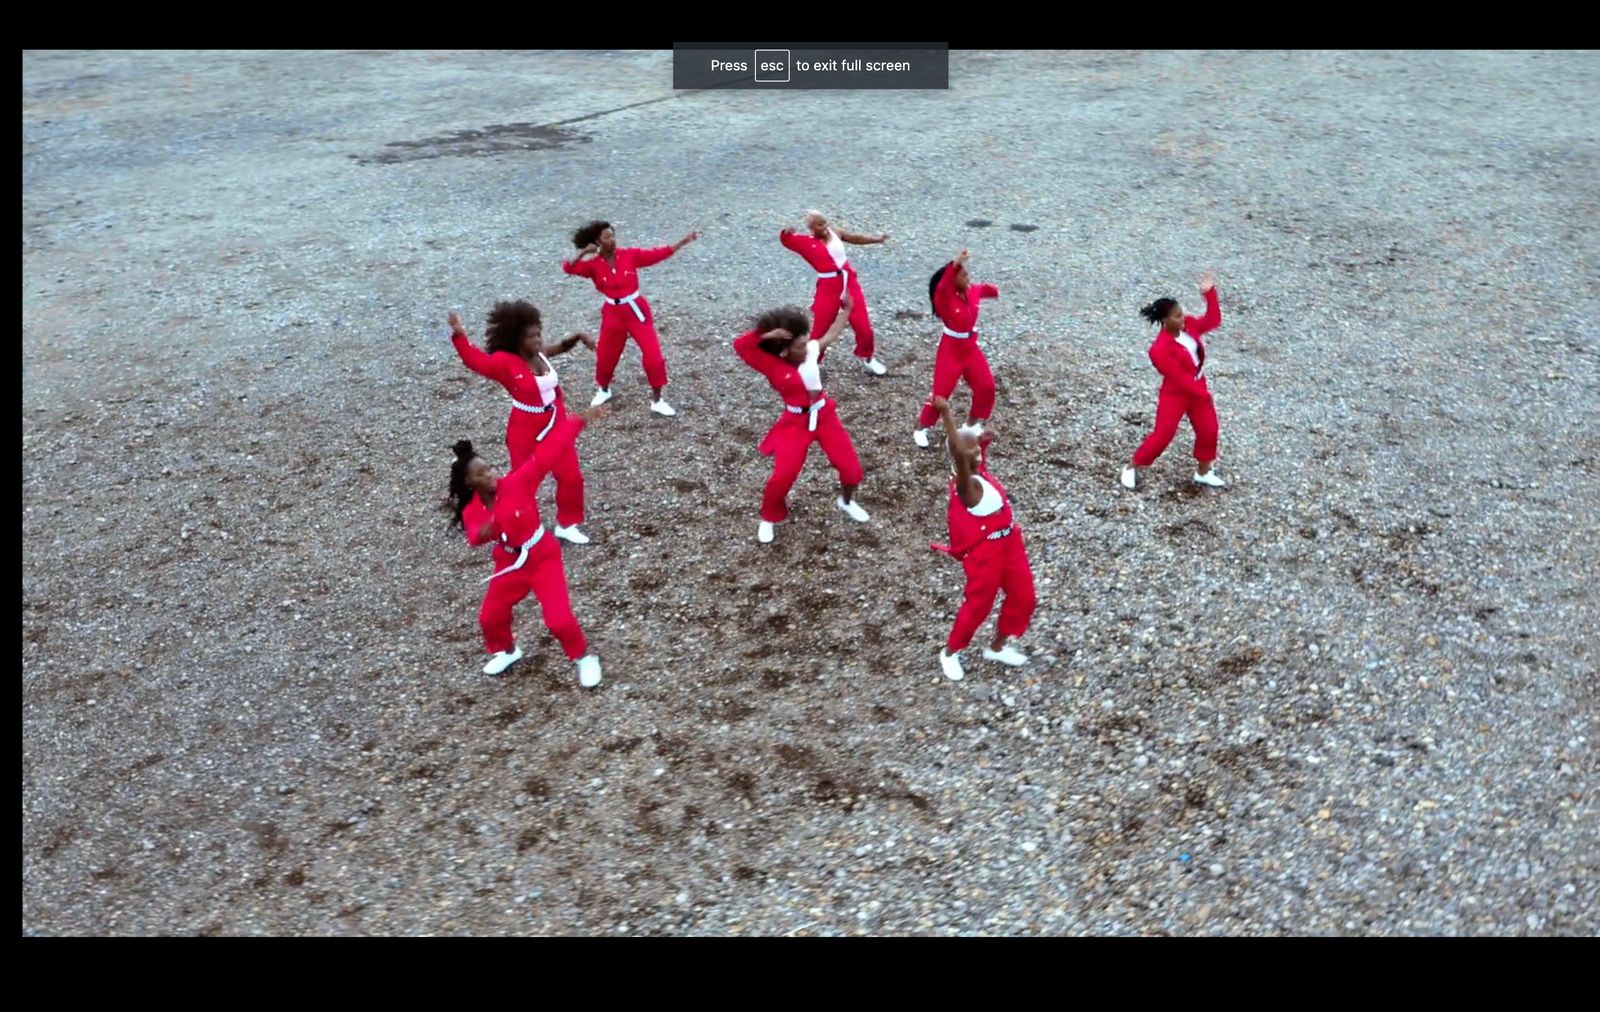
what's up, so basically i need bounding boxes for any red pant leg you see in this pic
[846,274,875,360]
[995,533,1037,640]
[916,339,968,429]
[479,568,532,654]
[594,309,629,389]
[506,413,539,471]
[811,278,844,347]
[625,298,669,389]
[814,408,863,486]
[549,439,585,528]
[1132,388,1189,468]
[761,423,811,523]
[948,543,1003,652]
[1188,393,1219,463]
[965,345,996,422]
[525,538,588,660]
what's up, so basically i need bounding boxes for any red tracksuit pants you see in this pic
[479,536,588,659]
[594,299,669,390]
[948,532,1036,653]
[758,408,864,523]
[506,412,585,529]
[1132,388,1219,467]
[917,336,996,428]
[811,272,875,361]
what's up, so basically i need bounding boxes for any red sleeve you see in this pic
[734,329,788,383]
[1186,288,1221,337]
[779,230,808,255]
[507,416,585,495]
[463,498,497,546]
[934,261,962,319]
[451,332,508,384]
[975,283,1000,301]
[630,245,675,269]
[562,256,598,278]
[1151,342,1210,399]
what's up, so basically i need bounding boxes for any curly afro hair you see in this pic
[754,306,810,356]
[484,300,542,355]
[572,220,612,249]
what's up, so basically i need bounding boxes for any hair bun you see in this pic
[452,439,475,460]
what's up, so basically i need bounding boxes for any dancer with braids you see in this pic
[779,209,890,375]
[448,304,595,544]
[1120,273,1226,490]
[733,292,870,544]
[443,407,607,684]
[928,397,1035,682]
[561,220,701,416]
[913,250,1000,449]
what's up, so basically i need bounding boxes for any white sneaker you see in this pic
[862,357,887,376]
[590,387,612,407]
[483,647,523,677]
[983,645,1030,667]
[913,428,931,449]
[1120,466,1138,489]
[577,654,602,689]
[939,649,965,682]
[758,521,775,544]
[650,399,677,417]
[836,497,870,523]
[554,524,590,545]
[1193,471,1227,488]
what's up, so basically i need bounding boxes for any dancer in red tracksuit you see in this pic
[1121,274,1227,490]
[561,220,701,416]
[733,294,871,544]
[448,304,595,544]
[779,210,890,375]
[928,397,1036,682]
[914,250,999,449]
[445,409,606,684]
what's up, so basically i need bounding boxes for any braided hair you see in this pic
[484,301,541,355]
[1141,298,1178,325]
[444,439,479,530]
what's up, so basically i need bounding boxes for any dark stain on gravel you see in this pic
[354,123,592,165]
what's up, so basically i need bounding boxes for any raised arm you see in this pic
[934,397,982,506]
[975,282,1000,301]
[779,228,810,254]
[812,292,854,353]
[506,413,588,495]
[561,248,599,277]
[1186,276,1220,336]
[634,230,701,269]
[448,312,510,383]
[934,251,967,316]
[733,329,789,383]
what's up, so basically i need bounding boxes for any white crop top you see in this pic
[534,354,560,402]
[967,475,1004,517]
[798,340,823,392]
[824,229,848,268]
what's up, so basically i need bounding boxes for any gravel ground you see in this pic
[21,50,1599,936]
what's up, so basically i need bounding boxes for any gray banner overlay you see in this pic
[674,44,949,90]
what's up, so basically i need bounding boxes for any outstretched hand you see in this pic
[448,311,465,335]
[1199,271,1217,293]
[577,404,612,424]
[678,230,703,248]
[576,332,597,352]
[930,396,951,416]
[839,291,854,314]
